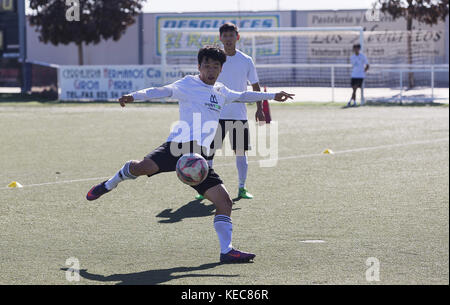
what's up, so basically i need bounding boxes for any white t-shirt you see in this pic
[154,75,273,148]
[217,50,259,120]
[350,53,369,79]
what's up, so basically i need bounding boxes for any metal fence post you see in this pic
[331,65,335,102]
[431,65,435,100]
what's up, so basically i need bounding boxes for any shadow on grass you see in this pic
[156,199,241,223]
[61,262,238,285]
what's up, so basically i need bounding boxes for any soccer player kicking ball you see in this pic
[86,46,294,264]
[348,43,369,107]
[196,22,264,201]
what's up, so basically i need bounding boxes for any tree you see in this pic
[377,0,449,88]
[29,0,145,65]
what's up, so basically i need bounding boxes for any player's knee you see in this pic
[225,196,233,209]
[221,196,233,213]
[131,159,159,176]
[214,196,233,215]
[143,159,159,175]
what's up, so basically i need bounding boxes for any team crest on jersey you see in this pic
[205,94,221,112]
[210,94,218,104]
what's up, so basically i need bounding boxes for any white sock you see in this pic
[214,215,233,254]
[105,161,137,191]
[236,155,248,189]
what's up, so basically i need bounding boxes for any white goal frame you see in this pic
[160,27,365,103]
[160,27,448,104]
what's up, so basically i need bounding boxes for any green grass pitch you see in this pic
[0,102,448,284]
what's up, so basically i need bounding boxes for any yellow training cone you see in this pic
[323,149,334,155]
[8,181,23,188]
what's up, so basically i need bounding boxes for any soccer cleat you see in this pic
[195,194,205,200]
[86,181,110,201]
[238,187,253,199]
[220,248,256,264]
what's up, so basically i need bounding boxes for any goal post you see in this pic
[160,27,448,104]
[160,26,365,103]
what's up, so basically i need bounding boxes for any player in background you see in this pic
[85,46,294,263]
[195,22,265,201]
[348,43,369,107]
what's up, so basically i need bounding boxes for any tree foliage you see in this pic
[29,0,145,64]
[378,0,449,27]
[377,0,448,87]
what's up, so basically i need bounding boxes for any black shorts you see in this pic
[351,78,364,88]
[207,119,250,160]
[144,141,223,196]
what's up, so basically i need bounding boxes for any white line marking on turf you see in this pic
[2,137,448,190]
[1,176,110,190]
[215,137,449,167]
[300,240,326,243]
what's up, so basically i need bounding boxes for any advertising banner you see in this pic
[156,14,281,57]
[59,65,197,101]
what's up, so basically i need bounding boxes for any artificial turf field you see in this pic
[0,101,448,285]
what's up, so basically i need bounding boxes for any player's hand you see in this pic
[274,91,294,102]
[255,108,266,122]
[119,95,134,107]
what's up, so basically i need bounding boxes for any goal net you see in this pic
[160,27,449,103]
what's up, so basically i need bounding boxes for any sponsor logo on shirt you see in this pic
[205,94,221,112]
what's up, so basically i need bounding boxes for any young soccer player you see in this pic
[348,43,369,107]
[195,22,264,201]
[85,46,294,263]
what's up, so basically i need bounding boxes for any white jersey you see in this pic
[217,50,259,120]
[133,75,274,148]
[350,53,369,79]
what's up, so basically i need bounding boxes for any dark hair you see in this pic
[353,43,361,49]
[219,22,239,36]
[197,45,227,66]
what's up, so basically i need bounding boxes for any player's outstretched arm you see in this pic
[273,91,295,102]
[119,95,134,107]
[231,90,294,104]
[119,87,173,107]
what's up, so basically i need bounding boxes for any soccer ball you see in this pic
[176,153,209,186]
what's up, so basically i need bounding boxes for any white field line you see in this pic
[1,137,448,191]
[215,137,449,167]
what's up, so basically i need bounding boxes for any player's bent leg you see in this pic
[234,149,253,199]
[195,155,215,201]
[353,86,360,106]
[195,125,223,201]
[348,86,358,107]
[203,184,255,263]
[129,158,159,177]
[204,184,233,216]
[86,158,159,201]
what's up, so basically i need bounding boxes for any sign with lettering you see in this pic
[156,14,280,56]
[58,65,198,101]
[307,10,446,62]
